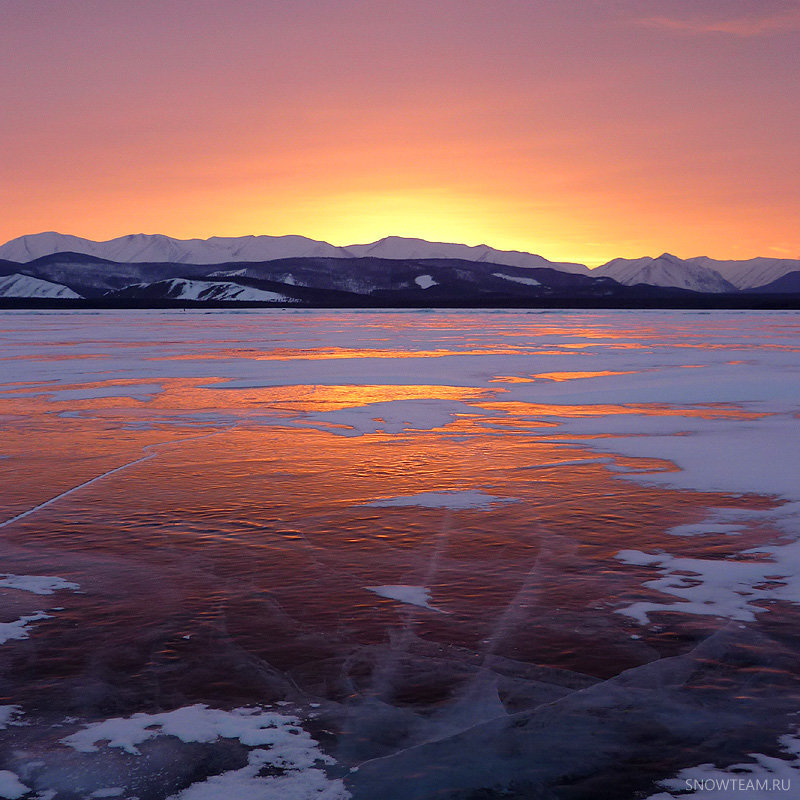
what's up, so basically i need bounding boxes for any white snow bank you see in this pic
[647,728,800,799]
[0,611,51,645]
[491,272,541,287]
[0,771,30,800]
[366,585,446,613]
[61,704,350,799]
[616,514,800,623]
[363,489,517,510]
[556,414,800,502]
[0,706,22,729]
[0,573,80,595]
[666,522,743,537]
[168,747,351,800]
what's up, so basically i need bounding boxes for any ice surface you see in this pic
[63,704,330,758]
[0,450,157,529]
[3,309,800,799]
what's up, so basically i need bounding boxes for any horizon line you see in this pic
[2,230,798,269]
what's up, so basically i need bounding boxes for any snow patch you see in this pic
[647,727,800,799]
[366,585,446,613]
[0,771,30,800]
[414,275,438,289]
[168,747,350,800]
[149,279,296,302]
[492,272,541,287]
[0,611,51,645]
[666,522,744,537]
[0,273,81,299]
[0,573,80,595]
[363,489,518,509]
[62,704,326,757]
[61,705,350,799]
[615,506,800,623]
[0,706,22,729]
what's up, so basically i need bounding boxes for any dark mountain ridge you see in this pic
[1,252,800,309]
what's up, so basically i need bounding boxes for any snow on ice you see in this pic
[362,490,517,510]
[365,585,446,613]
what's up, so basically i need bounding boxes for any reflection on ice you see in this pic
[1,310,800,798]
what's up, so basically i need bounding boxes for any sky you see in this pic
[1,0,798,266]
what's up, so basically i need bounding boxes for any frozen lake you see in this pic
[1,309,800,799]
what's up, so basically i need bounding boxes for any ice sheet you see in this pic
[2,309,800,799]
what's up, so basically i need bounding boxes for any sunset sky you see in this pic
[2,0,798,266]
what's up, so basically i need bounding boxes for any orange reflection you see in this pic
[533,370,638,382]
[0,378,496,418]
[155,346,533,362]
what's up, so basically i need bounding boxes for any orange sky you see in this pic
[1,0,798,266]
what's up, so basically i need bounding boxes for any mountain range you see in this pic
[0,232,798,306]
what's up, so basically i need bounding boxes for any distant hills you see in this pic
[0,232,798,307]
[594,252,800,292]
[0,232,589,274]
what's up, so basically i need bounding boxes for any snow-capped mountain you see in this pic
[0,232,587,274]
[686,256,800,290]
[594,253,736,293]
[0,273,82,299]
[0,232,351,265]
[344,236,590,275]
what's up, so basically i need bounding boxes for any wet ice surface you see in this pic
[1,309,800,798]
